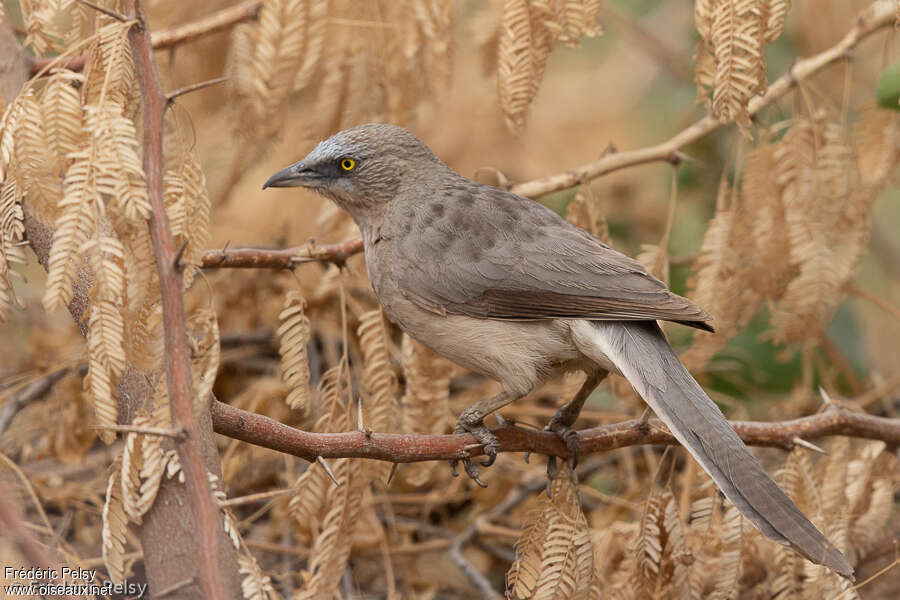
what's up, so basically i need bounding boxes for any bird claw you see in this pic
[544,417,580,481]
[451,418,498,487]
[480,441,499,467]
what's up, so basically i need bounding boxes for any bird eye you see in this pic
[340,158,356,172]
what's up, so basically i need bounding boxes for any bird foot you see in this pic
[545,413,580,481]
[449,417,499,488]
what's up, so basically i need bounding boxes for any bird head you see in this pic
[263,123,445,224]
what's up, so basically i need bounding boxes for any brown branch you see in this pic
[149,0,262,49]
[508,0,897,198]
[31,0,263,74]
[201,238,364,269]
[210,400,900,463]
[126,2,227,598]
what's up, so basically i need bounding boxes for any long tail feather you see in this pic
[580,320,854,579]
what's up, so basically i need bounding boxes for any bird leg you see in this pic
[450,391,516,487]
[546,370,607,477]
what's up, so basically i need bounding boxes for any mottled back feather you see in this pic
[384,178,713,331]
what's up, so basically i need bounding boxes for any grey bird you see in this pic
[264,123,853,579]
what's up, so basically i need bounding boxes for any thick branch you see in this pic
[509,0,896,198]
[126,2,228,598]
[210,400,900,463]
[201,238,364,269]
[31,0,263,74]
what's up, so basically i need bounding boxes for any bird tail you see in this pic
[576,320,854,579]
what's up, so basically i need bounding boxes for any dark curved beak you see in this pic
[262,161,322,189]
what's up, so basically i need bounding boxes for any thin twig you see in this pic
[125,2,226,598]
[218,488,291,508]
[849,284,900,323]
[166,75,229,103]
[508,0,897,198]
[77,0,128,22]
[210,399,900,464]
[92,424,187,438]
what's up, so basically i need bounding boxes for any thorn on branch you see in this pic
[792,437,828,454]
[786,59,799,88]
[317,456,341,487]
[386,462,399,486]
[173,238,190,272]
[600,142,618,157]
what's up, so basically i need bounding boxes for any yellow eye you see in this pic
[340,158,356,172]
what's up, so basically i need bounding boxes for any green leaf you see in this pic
[876,60,900,111]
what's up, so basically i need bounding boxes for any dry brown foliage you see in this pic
[1,1,899,598]
[695,1,791,135]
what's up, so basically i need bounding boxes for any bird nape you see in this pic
[264,122,854,580]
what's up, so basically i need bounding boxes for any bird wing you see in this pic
[390,180,713,331]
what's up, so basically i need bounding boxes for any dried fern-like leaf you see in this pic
[497,0,602,133]
[238,553,280,600]
[769,119,882,343]
[711,0,764,135]
[764,0,791,43]
[0,177,26,321]
[412,0,455,98]
[296,451,364,599]
[84,19,139,111]
[708,505,743,600]
[88,299,127,377]
[137,391,171,519]
[277,290,312,413]
[85,299,125,445]
[663,490,696,599]
[247,0,310,132]
[42,152,100,312]
[293,0,329,92]
[695,1,778,135]
[507,463,594,599]
[85,105,150,224]
[358,309,398,483]
[84,234,126,305]
[399,335,453,486]
[13,91,64,223]
[41,70,85,170]
[357,309,398,433]
[21,0,82,56]
[102,459,129,584]
[566,184,610,243]
[188,306,220,415]
[681,170,759,372]
[498,0,539,134]
[634,488,665,583]
[288,365,347,538]
[121,425,145,524]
